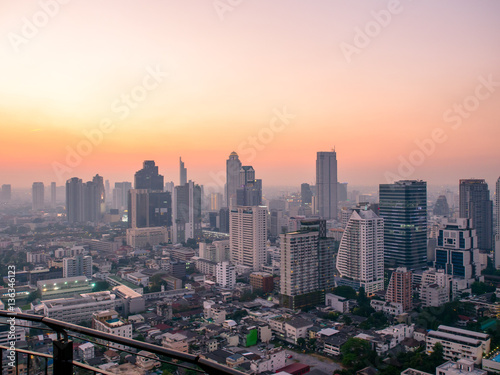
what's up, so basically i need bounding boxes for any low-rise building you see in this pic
[325,293,349,313]
[92,310,132,350]
[370,300,404,315]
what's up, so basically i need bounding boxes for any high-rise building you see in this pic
[226,152,242,208]
[66,178,84,223]
[50,182,57,208]
[336,209,384,294]
[219,207,230,233]
[496,178,500,268]
[210,193,223,211]
[134,160,164,190]
[379,180,427,269]
[128,189,172,229]
[316,150,338,220]
[84,180,101,223]
[385,267,412,311]
[112,182,132,211]
[230,206,267,272]
[459,179,493,252]
[301,183,312,205]
[337,182,348,202]
[32,182,45,210]
[434,218,485,279]
[179,157,187,186]
[172,181,202,243]
[63,254,92,279]
[216,261,236,289]
[433,195,450,216]
[92,174,106,217]
[236,166,262,206]
[1,184,11,202]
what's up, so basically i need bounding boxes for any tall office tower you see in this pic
[230,206,267,272]
[336,209,384,294]
[92,174,106,217]
[433,195,450,216]
[32,182,45,211]
[300,219,337,294]
[270,209,285,238]
[50,182,56,208]
[236,166,262,206]
[105,179,110,202]
[226,152,242,207]
[496,178,500,268]
[1,184,11,202]
[216,261,236,289]
[280,230,320,309]
[434,218,485,279]
[83,180,101,223]
[459,179,493,252]
[316,150,338,220]
[219,207,230,233]
[210,193,223,211]
[385,267,412,311]
[337,182,348,202]
[134,160,164,190]
[66,178,84,223]
[179,157,187,186]
[379,180,427,269]
[128,189,149,228]
[127,189,172,229]
[63,254,92,279]
[301,183,312,205]
[172,181,202,243]
[112,182,132,210]
[164,181,174,194]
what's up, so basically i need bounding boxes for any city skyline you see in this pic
[1,1,500,187]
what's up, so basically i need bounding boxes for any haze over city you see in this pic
[1,0,500,188]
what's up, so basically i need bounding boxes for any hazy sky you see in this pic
[1,0,499,189]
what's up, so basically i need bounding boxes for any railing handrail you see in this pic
[0,309,247,375]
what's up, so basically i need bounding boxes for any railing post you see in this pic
[53,338,73,374]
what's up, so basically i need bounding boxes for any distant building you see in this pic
[50,182,57,207]
[250,272,274,293]
[172,181,202,243]
[112,181,132,211]
[63,254,92,279]
[179,157,187,186]
[32,182,44,210]
[433,195,450,216]
[316,150,338,219]
[459,179,493,252]
[134,160,164,191]
[1,184,11,202]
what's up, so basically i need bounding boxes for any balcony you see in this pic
[0,310,245,375]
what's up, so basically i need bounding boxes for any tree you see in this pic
[92,281,110,292]
[341,338,373,369]
[27,289,41,303]
[296,337,306,348]
[333,286,357,299]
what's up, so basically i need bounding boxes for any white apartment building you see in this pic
[325,293,349,313]
[92,310,132,350]
[336,209,384,294]
[37,291,116,324]
[230,206,267,272]
[63,254,92,279]
[427,325,490,365]
[370,300,404,316]
[216,261,236,289]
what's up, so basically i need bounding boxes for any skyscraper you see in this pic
[179,157,187,186]
[134,160,164,190]
[316,150,338,220]
[172,181,201,243]
[459,179,493,252]
[433,195,450,216]
[32,182,45,211]
[301,183,312,205]
[226,152,242,208]
[236,166,262,206]
[66,178,84,223]
[379,180,427,269]
[1,184,11,202]
[92,174,106,218]
[128,189,171,228]
[50,182,57,208]
[336,209,384,294]
[496,177,500,268]
[112,182,132,211]
[230,206,267,272]
[385,267,412,311]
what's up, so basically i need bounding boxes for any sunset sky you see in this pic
[1,0,499,189]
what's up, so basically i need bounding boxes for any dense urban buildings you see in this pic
[379,180,427,270]
[459,179,493,252]
[336,208,384,294]
[316,150,338,220]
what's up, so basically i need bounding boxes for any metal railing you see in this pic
[0,310,246,375]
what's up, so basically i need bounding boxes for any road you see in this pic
[246,345,343,374]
